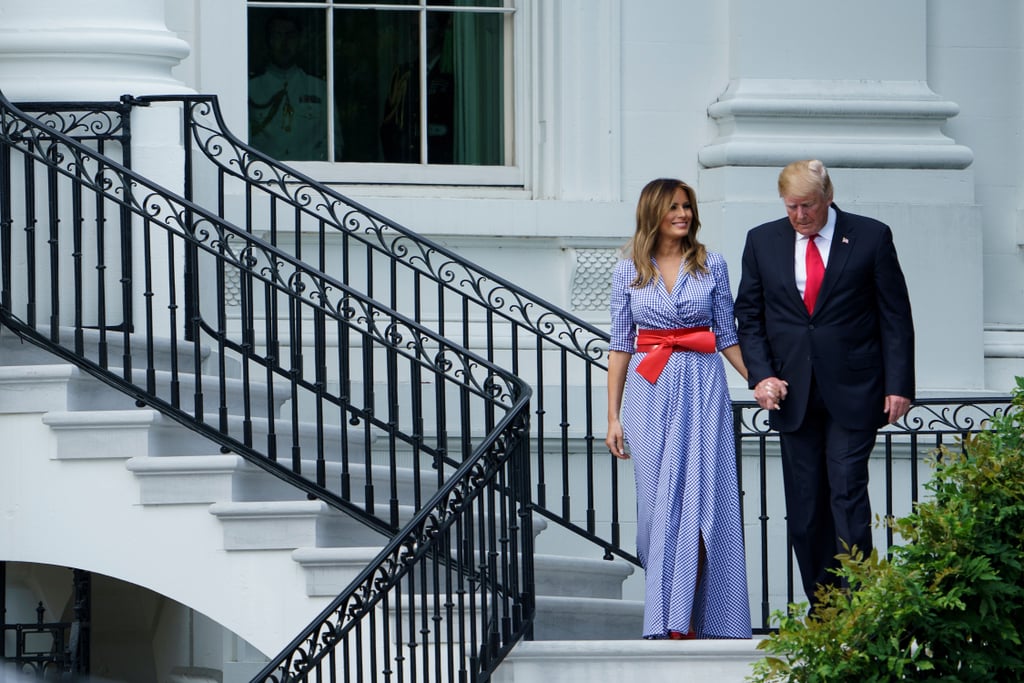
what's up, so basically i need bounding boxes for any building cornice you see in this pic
[700,78,973,169]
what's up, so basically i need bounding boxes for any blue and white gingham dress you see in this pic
[610,253,751,639]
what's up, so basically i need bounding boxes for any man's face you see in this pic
[783,192,830,237]
[267,19,301,69]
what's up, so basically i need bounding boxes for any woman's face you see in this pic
[656,187,692,244]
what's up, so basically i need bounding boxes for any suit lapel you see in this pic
[814,206,854,314]
[773,221,804,311]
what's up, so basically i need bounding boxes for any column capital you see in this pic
[699,78,973,169]
[0,0,190,101]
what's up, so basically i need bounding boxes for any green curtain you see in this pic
[452,8,504,166]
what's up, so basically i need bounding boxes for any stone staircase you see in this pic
[0,329,765,680]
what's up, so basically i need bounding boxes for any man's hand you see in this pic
[884,395,911,424]
[754,377,788,410]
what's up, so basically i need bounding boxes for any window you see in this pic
[247,0,514,173]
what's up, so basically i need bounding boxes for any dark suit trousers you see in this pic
[779,376,876,607]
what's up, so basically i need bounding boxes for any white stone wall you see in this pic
[1,2,1022,671]
[158,0,1021,391]
[2,0,1019,389]
[926,0,1024,392]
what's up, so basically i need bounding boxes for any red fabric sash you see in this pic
[634,327,716,383]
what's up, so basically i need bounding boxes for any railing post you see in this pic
[0,139,11,315]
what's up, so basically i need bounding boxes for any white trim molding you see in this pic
[984,325,1024,392]
[985,325,1024,359]
[699,79,973,169]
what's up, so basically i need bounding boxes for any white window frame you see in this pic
[243,0,527,188]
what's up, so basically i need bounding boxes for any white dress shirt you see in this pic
[795,206,836,298]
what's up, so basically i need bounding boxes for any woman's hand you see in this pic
[606,419,629,459]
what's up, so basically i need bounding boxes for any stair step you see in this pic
[491,639,768,683]
[375,593,643,647]
[125,451,442,514]
[208,500,391,550]
[291,546,385,596]
[42,408,297,459]
[533,554,634,599]
[40,407,368,461]
[42,409,165,460]
[0,364,116,413]
[0,359,290,416]
[533,596,644,640]
[4,344,649,647]
[126,454,247,504]
[0,324,208,374]
[287,545,622,602]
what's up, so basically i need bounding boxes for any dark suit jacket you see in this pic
[735,205,915,432]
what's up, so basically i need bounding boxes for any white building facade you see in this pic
[2,0,1021,390]
[1,0,1022,680]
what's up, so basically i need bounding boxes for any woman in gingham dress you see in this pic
[606,178,752,640]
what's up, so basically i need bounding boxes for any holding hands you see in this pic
[754,377,788,410]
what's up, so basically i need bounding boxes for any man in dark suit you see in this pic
[734,159,915,608]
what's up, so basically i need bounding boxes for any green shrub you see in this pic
[748,376,1024,683]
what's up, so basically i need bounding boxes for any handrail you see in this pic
[1,90,534,681]
[4,90,1013,657]
[119,94,1022,585]
[254,405,533,682]
[732,393,1013,630]
[139,94,631,562]
[140,94,609,362]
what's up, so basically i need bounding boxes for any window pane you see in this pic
[428,1,505,6]
[425,11,456,163]
[447,10,505,165]
[247,2,510,168]
[335,9,418,162]
[369,11,466,164]
[248,8,329,160]
[364,10,506,165]
[334,9,477,164]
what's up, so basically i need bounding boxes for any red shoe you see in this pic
[668,630,697,640]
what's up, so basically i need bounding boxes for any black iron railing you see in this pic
[142,94,631,564]
[148,94,1014,636]
[151,96,1014,583]
[1,91,533,681]
[1,603,74,679]
[0,567,89,681]
[734,396,1013,631]
[1,90,1013,667]
[255,409,534,681]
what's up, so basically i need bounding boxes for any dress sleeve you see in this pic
[608,260,636,353]
[709,253,740,350]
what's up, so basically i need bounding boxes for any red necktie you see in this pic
[804,234,824,313]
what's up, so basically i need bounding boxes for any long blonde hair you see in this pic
[626,178,708,288]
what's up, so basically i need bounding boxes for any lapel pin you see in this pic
[842,236,849,244]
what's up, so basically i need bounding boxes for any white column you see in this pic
[699,0,972,170]
[698,0,985,391]
[532,0,622,201]
[0,0,190,101]
[0,0,192,339]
